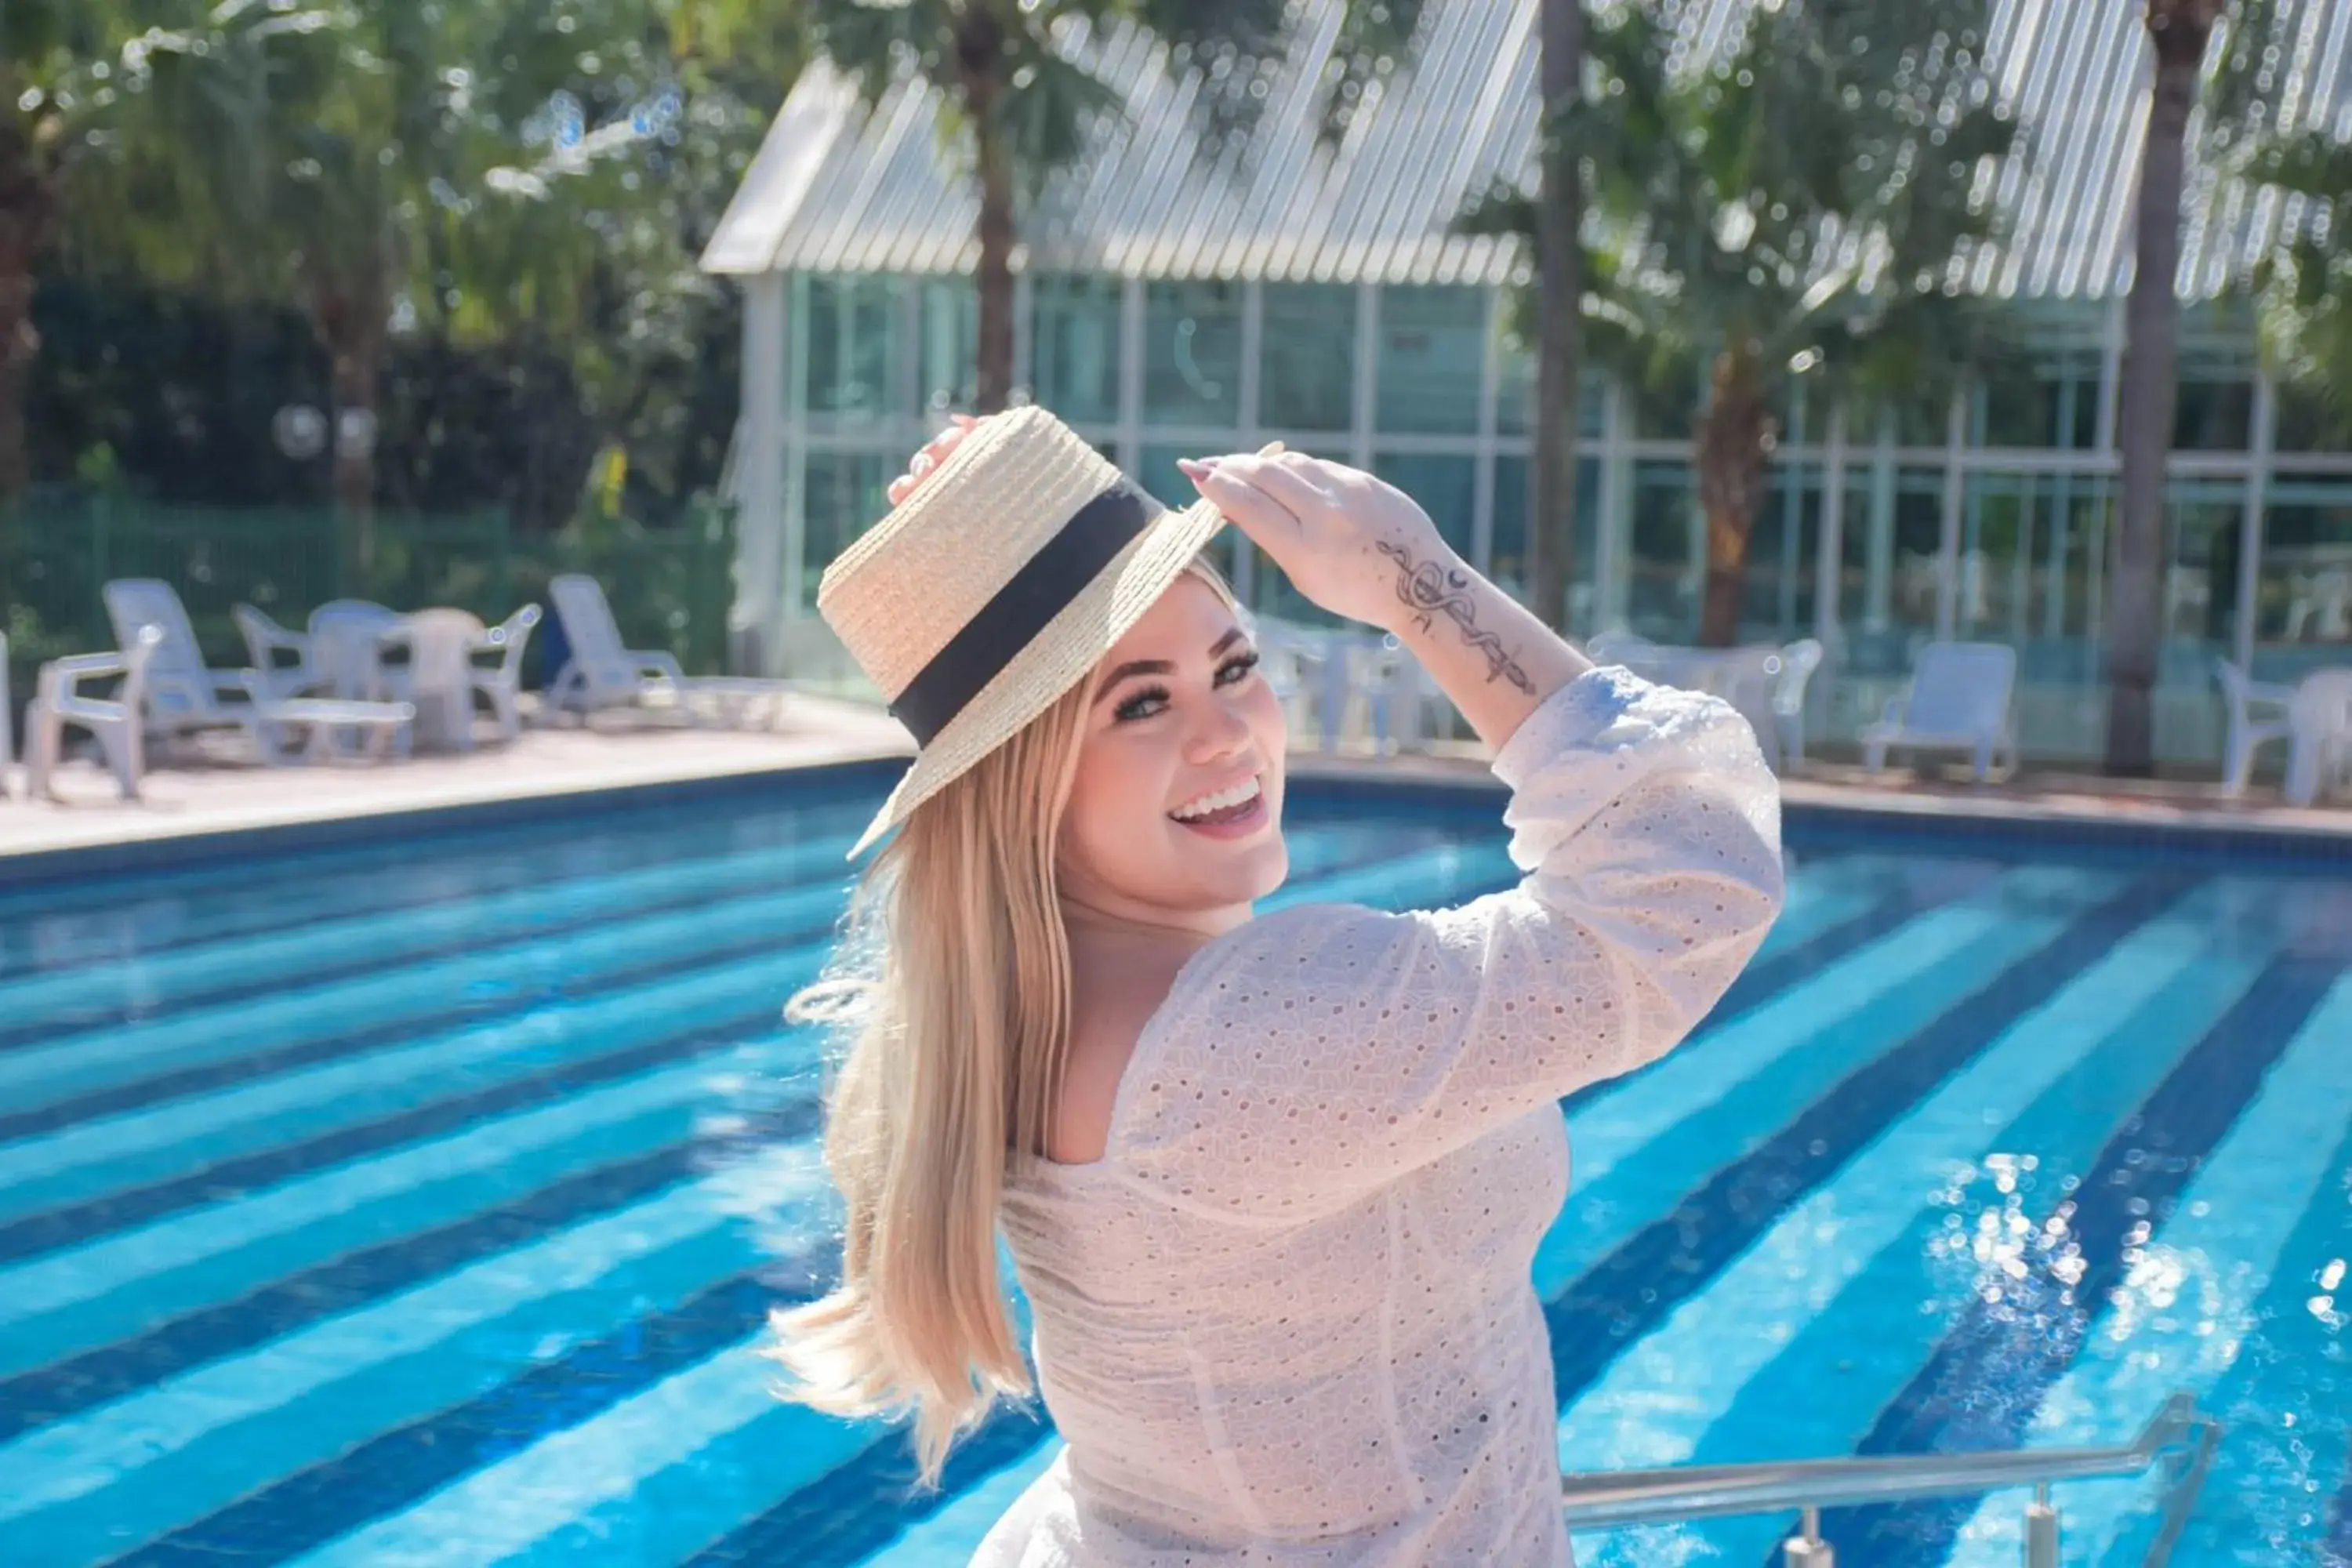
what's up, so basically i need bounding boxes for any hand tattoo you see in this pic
[1375,542,1536,693]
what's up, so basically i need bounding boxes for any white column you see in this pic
[1350,282,1379,470]
[735,272,788,675]
[1235,278,1264,604]
[1011,271,1034,406]
[1813,401,1848,647]
[785,272,810,630]
[1777,381,1807,639]
[2235,372,2275,673]
[1936,387,1966,641]
[1864,408,1896,633]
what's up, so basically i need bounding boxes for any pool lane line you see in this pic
[0,793,879,985]
[1946,1000,2352,1568]
[0,817,870,1043]
[1808,953,2345,1567]
[606,869,2069,1568]
[1554,883,2267,1487]
[0,821,1403,1128]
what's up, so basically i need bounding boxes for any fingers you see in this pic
[1179,458,1302,548]
[1214,451,1339,524]
[887,416,981,504]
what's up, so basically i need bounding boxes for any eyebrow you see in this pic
[1094,627,1251,699]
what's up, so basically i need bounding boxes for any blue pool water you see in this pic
[1,772,2348,1568]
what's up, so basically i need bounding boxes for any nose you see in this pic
[1184,689,1256,768]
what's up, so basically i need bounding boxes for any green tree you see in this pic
[1465,0,2014,647]
[781,0,1425,414]
[2248,128,2352,443]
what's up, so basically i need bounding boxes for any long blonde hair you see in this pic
[766,671,1095,1480]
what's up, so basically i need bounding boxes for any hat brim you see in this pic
[848,495,1229,858]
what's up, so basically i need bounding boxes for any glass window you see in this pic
[1032,276,1121,426]
[1373,452,1477,561]
[800,452,892,609]
[1495,330,1605,440]
[1629,462,1700,640]
[1259,285,1355,431]
[2251,481,2352,684]
[1376,288,1483,435]
[1140,442,1240,581]
[1144,281,1243,426]
[1977,365,2098,449]
[804,275,902,422]
[1490,454,1601,621]
[2172,379,2253,452]
[919,279,976,414]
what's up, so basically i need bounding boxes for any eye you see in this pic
[1215,650,1261,688]
[1113,685,1171,724]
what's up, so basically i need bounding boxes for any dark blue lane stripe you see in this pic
[0,1000,796,1266]
[0,796,874,984]
[82,1256,839,1568]
[1806,952,2343,1568]
[0,1098,822,1443]
[2328,1475,2352,1567]
[661,862,2002,1563]
[1547,876,2179,1413]
[0,816,866,1023]
[0,903,846,1143]
[688,1405,1057,1568]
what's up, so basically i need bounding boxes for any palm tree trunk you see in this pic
[0,123,60,503]
[960,9,1015,415]
[2105,0,2220,776]
[312,288,386,578]
[1528,0,1584,633]
[1693,345,1774,648]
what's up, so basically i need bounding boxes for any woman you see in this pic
[776,405,1784,1565]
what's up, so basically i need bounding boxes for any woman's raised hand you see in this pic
[1178,448,1453,636]
[887,413,980,506]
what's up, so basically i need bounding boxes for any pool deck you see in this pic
[4,700,2347,869]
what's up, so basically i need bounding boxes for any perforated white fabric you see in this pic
[975,669,1786,1566]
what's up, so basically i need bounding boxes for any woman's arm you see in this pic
[1178,450,1591,750]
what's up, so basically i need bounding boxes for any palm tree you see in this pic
[1464,0,2014,647]
[1528,0,1585,634]
[2249,127,2352,442]
[786,0,1424,413]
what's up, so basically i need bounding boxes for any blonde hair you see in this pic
[768,558,1236,1481]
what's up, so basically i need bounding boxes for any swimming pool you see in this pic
[0,768,2347,1568]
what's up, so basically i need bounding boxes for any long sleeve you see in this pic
[1111,667,1784,1221]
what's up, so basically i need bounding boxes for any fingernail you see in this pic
[1176,457,1206,477]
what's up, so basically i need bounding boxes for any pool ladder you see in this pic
[1559,1390,2221,1567]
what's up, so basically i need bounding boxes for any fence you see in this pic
[0,494,735,692]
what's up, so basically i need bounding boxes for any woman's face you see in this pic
[1058,574,1289,932]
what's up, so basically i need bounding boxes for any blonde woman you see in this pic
[779,406,1784,1566]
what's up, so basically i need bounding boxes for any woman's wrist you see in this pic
[1374,543,1593,750]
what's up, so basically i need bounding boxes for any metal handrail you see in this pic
[1559,1392,2220,1566]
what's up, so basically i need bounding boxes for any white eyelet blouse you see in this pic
[973,668,1787,1566]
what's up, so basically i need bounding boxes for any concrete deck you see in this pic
[0,694,913,865]
[4,699,2346,869]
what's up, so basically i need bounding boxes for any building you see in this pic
[701,0,2352,766]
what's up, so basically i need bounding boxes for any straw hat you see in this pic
[819,405,1229,858]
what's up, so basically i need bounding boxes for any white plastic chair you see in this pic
[2284,670,2352,808]
[307,600,405,701]
[1253,619,1346,750]
[24,626,163,800]
[471,604,540,744]
[1861,641,2019,782]
[1773,639,1825,769]
[2214,658,2296,798]
[232,604,322,703]
[377,607,487,750]
[103,579,412,764]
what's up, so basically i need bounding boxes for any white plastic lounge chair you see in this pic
[24,626,162,800]
[103,579,413,764]
[471,604,540,744]
[1773,638,1825,769]
[546,574,792,728]
[2284,670,2352,808]
[2213,658,2296,799]
[1861,641,2019,782]
[233,604,321,703]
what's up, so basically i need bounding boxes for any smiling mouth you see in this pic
[1169,774,1265,829]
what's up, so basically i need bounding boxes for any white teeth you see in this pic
[1171,776,1262,821]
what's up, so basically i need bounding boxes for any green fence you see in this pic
[0,495,735,692]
